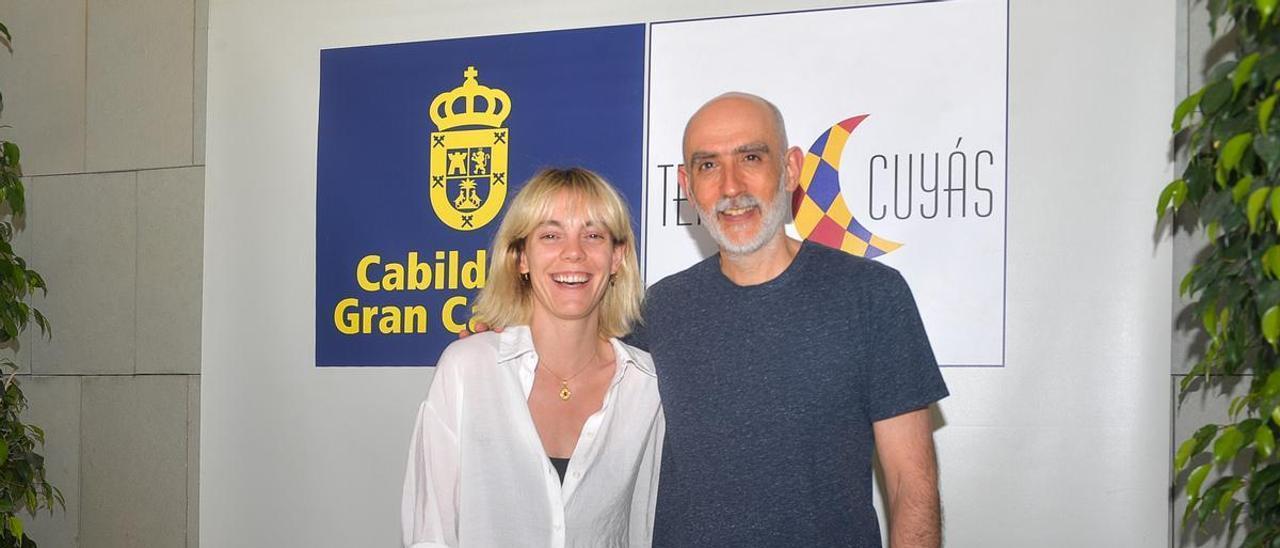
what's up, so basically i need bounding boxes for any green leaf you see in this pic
[1177,436,1201,471]
[0,439,11,465]
[1203,80,1234,115]
[1181,266,1198,296]
[1208,220,1222,241]
[1159,179,1188,220]
[1201,476,1237,522]
[1262,95,1278,134]
[3,142,19,168]
[1261,0,1279,20]
[1189,462,1213,498]
[1265,305,1280,345]
[1205,304,1220,334]
[1268,369,1280,398]
[1235,53,1261,94]
[1250,187,1271,232]
[1272,405,1280,426]
[1230,395,1249,418]
[1182,493,1200,527]
[1258,426,1275,458]
[1255,134,1280,172]
[1218,478,1243,514]
[1234,176,1254,203]
[8,516,21,540]
[1175,89,1206,131]
[1223,133,1255,173]
[1270,188,1280,231]
[1265,246,1280,277]
[1266,53,1280,82]
[1215,426,1247,462]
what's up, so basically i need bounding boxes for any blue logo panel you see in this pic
[316,25,646,366]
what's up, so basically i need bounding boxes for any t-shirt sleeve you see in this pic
[863,269,949,422]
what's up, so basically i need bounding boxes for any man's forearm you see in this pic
[887,477,941,548]
[874,408,942,548]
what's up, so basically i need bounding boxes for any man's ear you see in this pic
[677,163,691,198]
[783,146,804,192]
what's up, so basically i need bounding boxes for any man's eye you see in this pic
[698,161,715,171]
[744,153,761,162]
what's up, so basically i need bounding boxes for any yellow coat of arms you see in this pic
[429,66,510,231]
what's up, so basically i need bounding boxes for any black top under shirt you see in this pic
[548,456,569,483]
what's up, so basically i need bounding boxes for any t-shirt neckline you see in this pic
[709,239,814,291]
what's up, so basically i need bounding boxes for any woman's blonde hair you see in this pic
[471,167,643,339]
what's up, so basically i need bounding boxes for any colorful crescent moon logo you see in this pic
[791,115,902,258]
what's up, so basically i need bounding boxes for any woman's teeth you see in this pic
[551,273,589,285]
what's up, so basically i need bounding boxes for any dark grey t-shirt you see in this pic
[629,241,948,547]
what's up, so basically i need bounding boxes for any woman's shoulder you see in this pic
[612,338,656,378]
[436,331,503,371]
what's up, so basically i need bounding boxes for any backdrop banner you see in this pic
[316,25,646,366]
[646,0,1007,366]
[315,0,1006,368]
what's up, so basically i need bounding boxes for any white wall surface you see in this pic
[203,1,1175,546]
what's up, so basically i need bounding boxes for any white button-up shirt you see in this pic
[401,326,664,548]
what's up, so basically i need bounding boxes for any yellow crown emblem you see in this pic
[429,66,512,130]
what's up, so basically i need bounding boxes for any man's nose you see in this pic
[721,163,744,197]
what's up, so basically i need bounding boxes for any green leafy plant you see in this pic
[1165,1,1280,544]
[0,21,61,548]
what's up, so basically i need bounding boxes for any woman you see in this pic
[401,168,662,548]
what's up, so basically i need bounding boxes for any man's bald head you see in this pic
[682,92,789,163]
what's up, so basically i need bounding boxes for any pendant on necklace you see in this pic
[559,382,572,401]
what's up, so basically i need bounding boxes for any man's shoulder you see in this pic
[801,242,905,288]
[647,254,721,301]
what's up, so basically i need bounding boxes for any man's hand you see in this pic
[458,321,500,338]
[874,407,941,548]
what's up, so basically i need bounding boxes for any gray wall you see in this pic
[204,0,1176,546]
[0,0,1238,546]
[0,0,207,546]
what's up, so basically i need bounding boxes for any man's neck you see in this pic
[718,233,802,286]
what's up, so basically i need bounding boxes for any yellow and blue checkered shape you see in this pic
[791,115,902,258]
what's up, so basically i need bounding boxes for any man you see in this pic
[629,92,948,547]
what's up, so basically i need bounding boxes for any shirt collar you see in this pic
[496,325,655,378]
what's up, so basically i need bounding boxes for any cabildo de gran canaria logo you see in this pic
[429,66,510,231]
[330,67,511,338]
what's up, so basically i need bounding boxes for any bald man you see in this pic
[629,93,948,547]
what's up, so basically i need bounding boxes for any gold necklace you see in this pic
[539,346,600,401]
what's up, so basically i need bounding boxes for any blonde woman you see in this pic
[401,167,662,548]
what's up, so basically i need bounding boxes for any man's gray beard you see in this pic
[696,174,791,257]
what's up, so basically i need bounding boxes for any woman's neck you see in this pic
[528,315,607,368]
